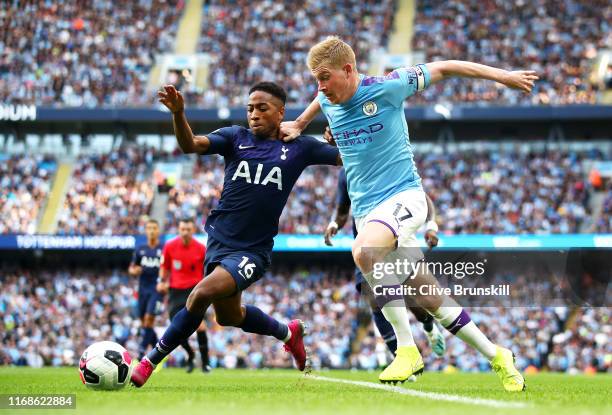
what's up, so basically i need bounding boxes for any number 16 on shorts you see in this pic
[238,256,256,280]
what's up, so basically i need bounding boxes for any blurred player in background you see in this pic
[131,82,342,387]
[324,165,445,361]
[282,36,537,390]
[128,219,164,360]
[157,218,210,373]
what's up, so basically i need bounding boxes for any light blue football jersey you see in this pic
[318,64,430,218]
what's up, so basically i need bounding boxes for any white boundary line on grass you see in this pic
[309,375,529,409]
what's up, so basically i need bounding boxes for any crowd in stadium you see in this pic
[0,267,608,373]
[55,148,157,235]
[1,144,607,235]
[412,0,610,106]
[193,0,396,108]
[2,0,608,108]
[0,154,56,235]
[0,0,182,107]
[419,147,603,234]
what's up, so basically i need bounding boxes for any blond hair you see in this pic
[307,36,356,71]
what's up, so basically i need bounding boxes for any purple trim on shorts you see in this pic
[445,309,472,335]
[368,219,398,238]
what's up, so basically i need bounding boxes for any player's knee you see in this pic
[352,244,375,273]
[187,285,216,309]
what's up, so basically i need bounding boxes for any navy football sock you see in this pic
[139,327,155,357]
[147,308,203,365]
[148,327,159,348]
[421,314,434,333]
[138,328,148,358]
[372,309,397,355]
[238,305,288,341]
[197,330,209,366]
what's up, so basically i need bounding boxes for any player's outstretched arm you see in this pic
[280,98,322,141]
[426,61,539,93]
[158,85,211,154]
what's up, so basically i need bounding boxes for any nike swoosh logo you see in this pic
[238,145,256,150]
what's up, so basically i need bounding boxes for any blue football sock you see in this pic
[238,305,288,341]
[372,309,397,355]
[147,308,203,365]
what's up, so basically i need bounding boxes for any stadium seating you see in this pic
[56,149,156,235]
[0,0,182,107]
[195,0,397,108]
[412,0,610,105]
[0,154,56,234]
[2,1,609,107]
[2,142,606,236]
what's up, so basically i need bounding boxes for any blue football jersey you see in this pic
[319,64,431,218]
[131,243,163,291]
[202,126,339,250]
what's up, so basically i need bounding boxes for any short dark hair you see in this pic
[146,219,159,226]
[179,217,194,225]
[249,82,287,104]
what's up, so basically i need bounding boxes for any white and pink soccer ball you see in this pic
[78,341,133,390]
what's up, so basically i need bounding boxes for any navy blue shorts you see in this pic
[205,236,271,292]
[137,289,163,318]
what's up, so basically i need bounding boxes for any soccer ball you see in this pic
[78,341,133,390]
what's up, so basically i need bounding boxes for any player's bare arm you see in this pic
[424,193,439,249]
[325,198,350,247]
[280,97,321,141]
[426,61,539,93]
[158,84,211,154]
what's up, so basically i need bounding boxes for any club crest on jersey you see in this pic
[362,101,377,116]
[280,146,289,160]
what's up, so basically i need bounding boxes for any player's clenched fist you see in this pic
[324,221,339,246]
[424,230,439,249]
[158,85,185,114]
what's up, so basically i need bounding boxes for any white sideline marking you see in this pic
[309,375,529,409]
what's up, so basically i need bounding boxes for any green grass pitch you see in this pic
[0,367,610,415]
